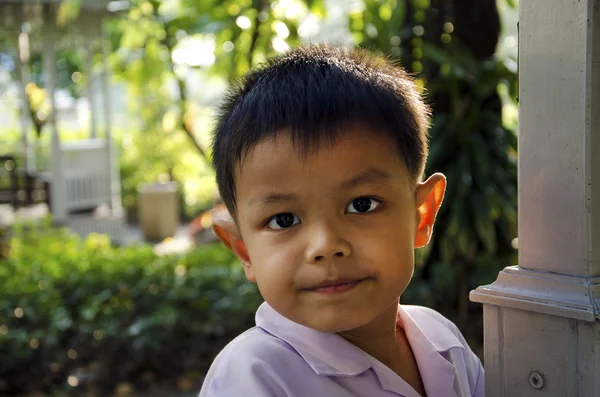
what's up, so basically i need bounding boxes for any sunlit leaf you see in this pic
[57,0,82,27]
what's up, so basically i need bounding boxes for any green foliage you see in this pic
[117,118,218,220]
[27,50,83,99]
[57,0,83,27]
[0,219,262,395]
[423,43,518,265]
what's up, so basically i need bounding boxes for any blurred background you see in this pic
[0,0,518,395]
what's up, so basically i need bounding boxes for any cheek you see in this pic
[245,235,302,289]
[362,213,415,248]
[247,234,302,267]
[357,220,415,275]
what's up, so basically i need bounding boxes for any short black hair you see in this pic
[212,44,430,217]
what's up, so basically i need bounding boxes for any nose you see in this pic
[305,221,352,264]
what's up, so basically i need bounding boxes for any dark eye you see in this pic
[267,213,300,230]
[346,197,381,213]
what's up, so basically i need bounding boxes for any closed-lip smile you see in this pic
[304,278,367,294]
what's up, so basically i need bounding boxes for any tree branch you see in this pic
[174,75,209,162]
[161,26,210,165]
[247,0,270,67]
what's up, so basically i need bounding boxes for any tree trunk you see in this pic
[451,0,500,60]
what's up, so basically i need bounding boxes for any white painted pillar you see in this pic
[84,36,97,139]
[81,12,99,140]
[100,20,122,213]
[471,0,600,396]
[43,4,67,223]
[14,6,34,172]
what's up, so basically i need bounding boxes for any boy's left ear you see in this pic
[414,173,446,248]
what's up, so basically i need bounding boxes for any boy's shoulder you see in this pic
[199,326,307,396]
[206,325,300,370]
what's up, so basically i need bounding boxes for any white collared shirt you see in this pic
[199,303,484,397]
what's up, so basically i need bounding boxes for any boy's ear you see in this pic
[414,173,446,248]
[211,205,255,282]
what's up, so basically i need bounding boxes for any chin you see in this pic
[301,311,376,333]
[307,321,349,333]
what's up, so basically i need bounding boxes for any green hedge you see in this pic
[0,219,262,396]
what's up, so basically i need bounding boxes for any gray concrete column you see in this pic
[471,0,600,395]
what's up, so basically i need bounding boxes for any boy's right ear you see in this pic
[211,206,254,281]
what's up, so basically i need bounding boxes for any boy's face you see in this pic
[218,126,445,333]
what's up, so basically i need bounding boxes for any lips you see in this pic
[305,278,366,294]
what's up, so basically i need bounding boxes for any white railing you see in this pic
[60,139,111,212]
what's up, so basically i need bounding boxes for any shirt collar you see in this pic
[397,305,465,352]
[255,302,373,376]
[397,305,464,397]
[255,302,464,378]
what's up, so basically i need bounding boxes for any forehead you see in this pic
[234,127,411,201]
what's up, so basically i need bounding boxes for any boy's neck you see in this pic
[337,302,402,366]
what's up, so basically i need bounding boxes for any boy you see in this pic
[200,44,484,397]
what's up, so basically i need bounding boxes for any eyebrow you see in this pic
[247,193,299,207]
[339,167,393,189]
[246,168,392,207]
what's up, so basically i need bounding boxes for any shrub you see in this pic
[0,219,261,395]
